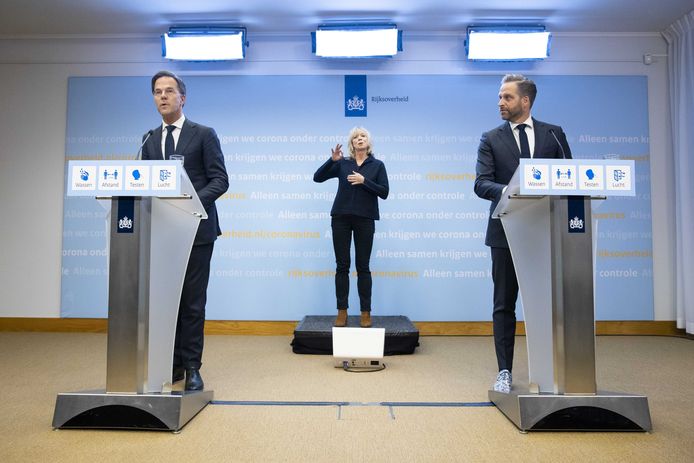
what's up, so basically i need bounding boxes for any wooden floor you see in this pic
[1,333,692,462]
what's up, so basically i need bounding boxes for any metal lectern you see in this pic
[54,161,213,431]
[488,159,652,431]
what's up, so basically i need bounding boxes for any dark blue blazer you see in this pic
[474,118,571,248]
[313,155,389,220]
[142,119,229,245]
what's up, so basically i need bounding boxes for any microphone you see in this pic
[549,129,567,159]
[136,130,154,160]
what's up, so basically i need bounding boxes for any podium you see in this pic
[53,161,213,431]
[489,159,651,431]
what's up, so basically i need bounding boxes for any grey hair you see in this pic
[347,127,373,158]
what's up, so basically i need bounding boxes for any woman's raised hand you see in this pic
[331,143,343,161]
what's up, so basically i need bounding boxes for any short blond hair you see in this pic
[347,126,373,158]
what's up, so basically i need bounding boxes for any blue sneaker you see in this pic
[493,369,512,393]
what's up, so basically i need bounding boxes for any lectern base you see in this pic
[489,389,651,431]
[52,389,213,431]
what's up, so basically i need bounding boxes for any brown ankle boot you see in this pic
[334,309,348,327]
[360,311,372,328]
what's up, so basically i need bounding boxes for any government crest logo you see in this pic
[118,216,133,230]
[347,95,365,111]
[569,216,584,230]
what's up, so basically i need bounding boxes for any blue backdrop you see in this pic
[61,75,653,321]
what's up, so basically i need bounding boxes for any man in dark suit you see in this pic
[474,74,571,393]
[141,71,229,391]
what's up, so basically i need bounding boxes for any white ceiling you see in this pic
[0,0,691,36]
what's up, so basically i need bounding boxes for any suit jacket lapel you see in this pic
[533,118,547,158]
[176,119,196,155]
[152,126,164,160]
[499,123,521,160]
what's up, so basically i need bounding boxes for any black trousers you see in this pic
[331,215,375,311]
[174,242,214,370]
[491,247,519,372]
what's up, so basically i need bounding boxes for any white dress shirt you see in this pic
[161,114,186,155]
[509,115,535,158]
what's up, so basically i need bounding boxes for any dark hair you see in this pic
[151,70,187,96]
[502,74,537,107]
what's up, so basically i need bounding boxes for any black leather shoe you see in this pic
[185,368,204,391]
[172,367,185,383]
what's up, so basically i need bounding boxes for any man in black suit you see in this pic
[141,71,229,391]
[474,74,571,393]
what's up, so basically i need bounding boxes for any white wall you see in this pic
[0,32,674,319]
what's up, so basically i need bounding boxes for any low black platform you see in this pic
[291,315,419,355]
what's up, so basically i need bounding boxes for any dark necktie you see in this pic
[517,123,531,158]
[165,125,176,160]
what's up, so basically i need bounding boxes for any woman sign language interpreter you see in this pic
[313,127,389,328]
